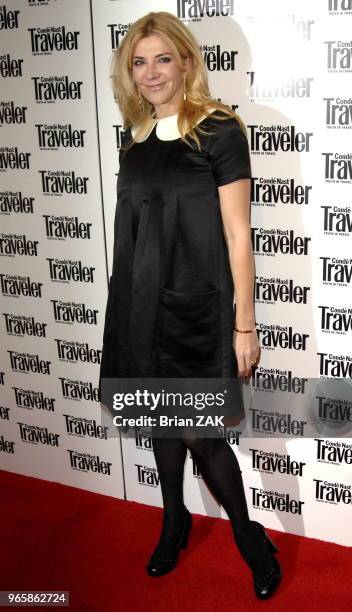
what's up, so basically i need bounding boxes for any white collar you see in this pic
[131,112,210,142]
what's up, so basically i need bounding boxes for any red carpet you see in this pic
[1,469,351,611]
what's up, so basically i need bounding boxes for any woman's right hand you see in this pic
[233,329,261,379]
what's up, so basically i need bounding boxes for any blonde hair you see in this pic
[110,11,245,151]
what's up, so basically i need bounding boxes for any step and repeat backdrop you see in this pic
[1,0,351,545]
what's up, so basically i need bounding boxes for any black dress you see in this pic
[99,109,252,428]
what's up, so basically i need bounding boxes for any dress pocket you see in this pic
[156,288,221,362]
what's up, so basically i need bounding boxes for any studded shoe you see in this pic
[235,520,283,600]
[146,507,192,577]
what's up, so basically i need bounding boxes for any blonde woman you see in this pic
[99,11,282,600]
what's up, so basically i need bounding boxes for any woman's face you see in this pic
[132,34,189,116]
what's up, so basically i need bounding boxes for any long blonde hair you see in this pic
[110,11,244,150]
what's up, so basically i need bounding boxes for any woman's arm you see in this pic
[218,178,260,378]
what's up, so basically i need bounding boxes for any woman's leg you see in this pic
[181,431,276,578]
[181,432,250,536]
[151,436,188,551]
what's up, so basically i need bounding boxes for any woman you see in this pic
[99,11,282,600]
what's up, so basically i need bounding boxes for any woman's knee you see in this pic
[181,430,213,457]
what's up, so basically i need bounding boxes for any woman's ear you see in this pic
[183,55,192,75]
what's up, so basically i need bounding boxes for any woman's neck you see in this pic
[153,105,180,120]
[154,112,178,120]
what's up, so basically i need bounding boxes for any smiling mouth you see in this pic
[147,83,166,90]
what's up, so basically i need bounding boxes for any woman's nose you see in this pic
[145,63,159,79]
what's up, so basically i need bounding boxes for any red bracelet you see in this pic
[234,325,256,333]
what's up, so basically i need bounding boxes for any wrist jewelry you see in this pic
[234,325,257,333]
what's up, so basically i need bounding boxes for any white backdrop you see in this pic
[0,0,351,546]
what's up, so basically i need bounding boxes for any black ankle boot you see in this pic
[235,520,283,600]
[146,507,192,577]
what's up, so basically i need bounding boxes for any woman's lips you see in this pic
[148,83,165,91]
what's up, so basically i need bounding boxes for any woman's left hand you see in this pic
[233,329,261,378]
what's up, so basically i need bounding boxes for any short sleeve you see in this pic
[208,117,251,187]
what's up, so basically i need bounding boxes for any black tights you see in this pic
[151,432,276,577]
[152,432,251,547]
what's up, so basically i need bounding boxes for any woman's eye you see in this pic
[133,57,171,66]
